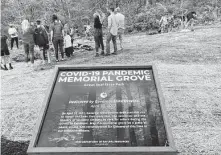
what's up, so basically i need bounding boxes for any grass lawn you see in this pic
[1,23,221,155]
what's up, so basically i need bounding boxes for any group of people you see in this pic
[1,6,125,71]
[21,14,74,67]
[159,11,197,33]
[93,7,125,57]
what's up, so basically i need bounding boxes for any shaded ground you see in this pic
[1,136,29,155]
[1,24,221,155]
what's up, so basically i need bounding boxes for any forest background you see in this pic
[1,0,221,36]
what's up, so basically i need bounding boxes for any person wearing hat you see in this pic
[8,24,19,50]
[115,7,125,50]
[34,20,50,64]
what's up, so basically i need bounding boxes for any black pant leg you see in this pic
[11,38,14,50]
[99,34,104,51]
[42,47,47,60]
[15,37,19,48]
[52,38,59,60]
[58,39,64,59]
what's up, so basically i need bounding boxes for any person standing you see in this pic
[34,20,50,64]
[115,7,125,50]
[1,34,13,70]
[50,15,64,62]
[8,24,19,50]
[93,11,105,57]
[160,13,169,33]
[64,31,73,58]
[21,19,35,67]
[105,7,118,56]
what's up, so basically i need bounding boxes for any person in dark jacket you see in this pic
[21,19,36,67]
[1,35,13,70]
[34,20,50,64]
[50,14,64,62]
[93,11,104,57]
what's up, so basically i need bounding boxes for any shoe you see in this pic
[95,53,99,57]
[112,52,117,55]
[9,63,13,69]
[56,59,59,62]
[4,65,8,70]
[1,66,5,70]
[100,51,105,55]
[61,58,65,61]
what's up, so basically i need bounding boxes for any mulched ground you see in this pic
[1,136,29,155]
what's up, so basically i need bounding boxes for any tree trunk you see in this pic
[116,86,125,146]
[82,87,96,146]
[143,86,159,146]
[124,83,137,146]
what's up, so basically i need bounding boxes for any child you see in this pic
[1,35,13,70]
[64,31,73,58]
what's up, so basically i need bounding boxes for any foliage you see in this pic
[1,0,221,35]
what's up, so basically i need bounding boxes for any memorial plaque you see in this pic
[28,65,177,155]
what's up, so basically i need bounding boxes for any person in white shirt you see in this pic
[8,24,19,50]
[159,13,169,33]
[64,31,73,58]
[105,7,118,56]
[115,7,125,50]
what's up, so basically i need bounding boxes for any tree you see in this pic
[116,86,126,146]
[124,83,137,146]
[82,87,96,146]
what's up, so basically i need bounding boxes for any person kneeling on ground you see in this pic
[64,31,73,58]
[186,11,197,31]
[1,34,13,70]
[34,20,51,64]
